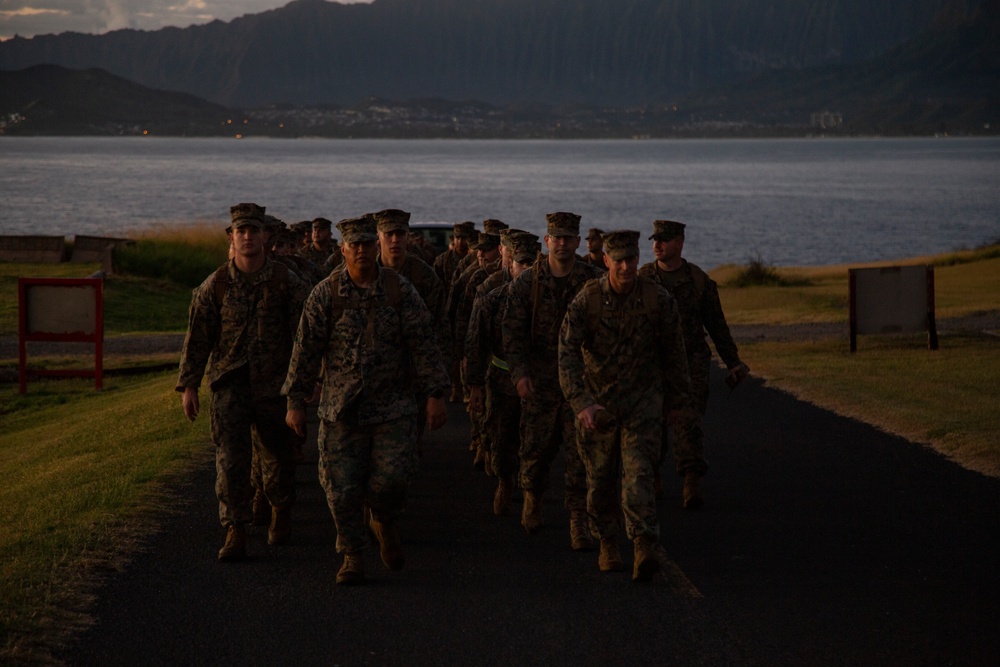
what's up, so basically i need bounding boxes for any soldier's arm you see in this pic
[557,292,598,416]
[700,273,743,369]
[281,285,329,411]
[400,280,451,400]
[464,292,491,387]
[501,271,532,388]
[176,280,218,394]
[658,291,693,411]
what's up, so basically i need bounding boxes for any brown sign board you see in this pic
[70,235,134,264]
[18,277,104,392]
[0,235,67,263]
[849,265,938,352]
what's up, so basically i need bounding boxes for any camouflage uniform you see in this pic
[281,264,449,554]
[638,254,743,478]
[177,244,308,530]
[502,217,604,522]
[558,271,690,542]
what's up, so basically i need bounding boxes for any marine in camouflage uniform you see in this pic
[282,215,450,585]
[300,216,343,269]
[434,221,477,400]
[374,208,452,443]
[559,230,691,581]
[501,212,605,550]
[579,227,608,270]
[637,219,749,509]
[177,203,309,561]
[466,231,540,516]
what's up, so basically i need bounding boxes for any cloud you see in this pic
[0,0,373,40]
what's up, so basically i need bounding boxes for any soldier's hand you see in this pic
[426,397,447,431]
[468,386,485,414]
[182,387,199,422]
[515,376,534,399]
[725,362,750,389]
[306,382,321,404]
[577,404,604,430]
[286,408,307,437]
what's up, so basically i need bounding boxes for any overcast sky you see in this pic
[0,0,371,41]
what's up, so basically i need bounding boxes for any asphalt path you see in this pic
[57,367,1000,665]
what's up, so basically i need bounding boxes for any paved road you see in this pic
[58,367,1000,665]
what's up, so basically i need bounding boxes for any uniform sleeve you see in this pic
[281,282,330,411]
[176,278,218,392]
[557,290,597,415]
[700,274,743,369]
[464,292,492,387]
[657,289,693,411]
[501,270,532,387]
[399,279,451,400]
[421,265,453,367]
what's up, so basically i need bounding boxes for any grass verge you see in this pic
[0,372,209,664]
[739,333,1000,478]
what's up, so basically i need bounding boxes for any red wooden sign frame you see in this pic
[18,277,104,392]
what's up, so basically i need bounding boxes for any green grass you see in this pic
[0,372,210,662]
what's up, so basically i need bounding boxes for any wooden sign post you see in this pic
[18,277,104,393]
[848,265,938,353]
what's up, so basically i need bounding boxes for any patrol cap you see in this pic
[230,203,266,229]
[483,218,509,235]
[498,227,525,249]
[374,208,412,233]
[453,221,478,239]
[649,219,686,241]
[586,227,606,241]
[471,232,501,251]
[509,231,541,264]
[312,217,333,230]
[263,215,285,233]
[545,211,582,237]
[603,230,641,261]
[336,214,378,243]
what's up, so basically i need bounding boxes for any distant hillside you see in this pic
[0,0,973,108]
[0,65,234,135]
[676,0,1000,134]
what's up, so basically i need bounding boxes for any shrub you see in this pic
[728,252,812,288]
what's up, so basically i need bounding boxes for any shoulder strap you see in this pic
[529,256,545,343]
[213,263,229,306]
[687,262,706,302]
[584,279,603,331]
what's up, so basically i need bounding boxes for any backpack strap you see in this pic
[529,256,545,344]
[213,262,229,306]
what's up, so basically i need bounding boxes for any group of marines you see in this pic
[177,203,747,585]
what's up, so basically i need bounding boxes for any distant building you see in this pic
[810,111,843,129]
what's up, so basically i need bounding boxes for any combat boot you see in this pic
[493,477,512,516]
[598,538,623,572]
[570,511,595,552]
[370,519,405,571]
[521,491,544,535]
[218,523,246,562]
[683,472,704,510]
[632,535,661,582]
[336,552,365,585]
[251,488,270,527]
[268,507,291,546]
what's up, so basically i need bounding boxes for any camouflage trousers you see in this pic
[518,388,587,513]
[210,370,296,528]
[317,414,418,554]
[578,406,661,541]
[485,370,521,480]
[662,351,711,477]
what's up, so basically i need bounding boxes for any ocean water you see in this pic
[1,136,998,269]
